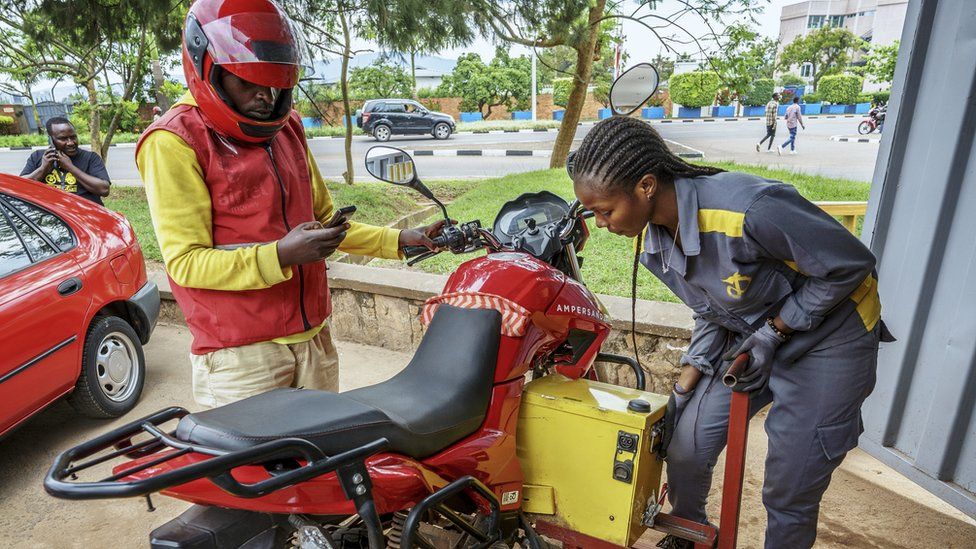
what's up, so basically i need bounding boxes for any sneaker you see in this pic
[776,146,782,156]
[790,150,797,155]
[755,143,760,152]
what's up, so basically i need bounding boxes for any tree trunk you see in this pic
[150,38,170,111]
[549,0,605,169]
[339,9,354,185]
[411,51,418,101]
[27,93,42,134]
[83,77,103,159]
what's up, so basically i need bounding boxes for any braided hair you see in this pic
[571,116,724,378]
[572,115,724,193]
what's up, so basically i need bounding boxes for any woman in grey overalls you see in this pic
[571,117,892,549]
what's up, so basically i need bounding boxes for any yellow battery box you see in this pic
[517,374,670,547]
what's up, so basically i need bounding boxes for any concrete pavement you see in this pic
[0,322,971,548]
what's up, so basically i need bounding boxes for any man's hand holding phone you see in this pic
[276,206,356,267]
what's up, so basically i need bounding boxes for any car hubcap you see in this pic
[95,332,139,402]
[436,125,449,138]
[377,127,389,140]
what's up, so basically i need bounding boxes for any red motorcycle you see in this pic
[45,144,667,548]
[858,104,887,135]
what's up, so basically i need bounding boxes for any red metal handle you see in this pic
[717,354,752,549]
[722,353,750,388]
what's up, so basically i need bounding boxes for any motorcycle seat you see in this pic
[174,305,501,459]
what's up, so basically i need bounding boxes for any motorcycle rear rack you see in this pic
[44,406,390,502]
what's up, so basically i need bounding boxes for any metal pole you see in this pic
[717,387,751,549]
[531,48,537,122]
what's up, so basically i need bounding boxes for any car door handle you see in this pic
[57,277,83,296]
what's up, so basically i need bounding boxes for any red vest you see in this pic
[137,105,330,354]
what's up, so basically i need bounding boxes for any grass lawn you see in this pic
[104,179,481,263]
[374,162,872,303]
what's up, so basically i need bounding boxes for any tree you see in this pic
[282,0,472,184]
[777,73,805,87]
[348,60,412,99]
[862,40,899,85]
[535,18,622,89]
[439,49,531,118]
[651,54,675,84]
[707,24,778,114]
[472,0,756,168]
[0,52,44,133]
[0,0,181,159]
[779,26,864,91]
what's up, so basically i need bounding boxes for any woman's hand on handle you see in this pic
[722,323,787,393]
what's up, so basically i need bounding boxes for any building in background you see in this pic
[778,0,909,90]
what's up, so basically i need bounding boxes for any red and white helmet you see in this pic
[182,0,305,143]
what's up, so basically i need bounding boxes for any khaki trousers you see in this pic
[190,325,339,408]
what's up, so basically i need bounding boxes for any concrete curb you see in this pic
[408,149,553,157]
[404,147,704,159]
[149,262,694,340]
[830,135,881,143]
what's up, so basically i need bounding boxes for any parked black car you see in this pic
[356,99,456,142]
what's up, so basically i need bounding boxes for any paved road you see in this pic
[0,118,879,184]
[654,116,881,182]
[0,322,971,547]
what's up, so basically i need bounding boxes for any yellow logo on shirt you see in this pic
[44,169,77,193]
[723,271,752,299]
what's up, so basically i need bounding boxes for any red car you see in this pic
[0,174,159,437]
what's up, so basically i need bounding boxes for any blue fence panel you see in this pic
[641,107,665,119]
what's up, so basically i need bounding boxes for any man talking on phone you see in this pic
[20,117,111,204]
[137,0,444,407]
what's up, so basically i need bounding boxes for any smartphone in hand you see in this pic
[325,205,357,228]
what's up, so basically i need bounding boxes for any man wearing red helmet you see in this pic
[136,0,443,407]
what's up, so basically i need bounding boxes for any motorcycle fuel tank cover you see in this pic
[443,252,566,314]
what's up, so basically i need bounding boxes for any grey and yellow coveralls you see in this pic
[640,172,891,548]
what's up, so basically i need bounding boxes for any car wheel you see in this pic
[68,315,146,419]
[433,122,452,140]
[858,121,874,135]
[373,124,392,142]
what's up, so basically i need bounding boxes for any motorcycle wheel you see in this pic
[858,121,875,135]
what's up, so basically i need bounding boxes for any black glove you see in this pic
[659,383,692,459]
[722,323,784,393]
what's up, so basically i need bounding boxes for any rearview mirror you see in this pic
[365,146,416,185]
[610,63,660,116]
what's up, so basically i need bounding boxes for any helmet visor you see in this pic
[202,11,309,88]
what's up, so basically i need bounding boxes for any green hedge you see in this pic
[802,92,821,103]
[741,78,775,106]
[819,74,863,104]
[669,71,722,108]
[871,90,891,104]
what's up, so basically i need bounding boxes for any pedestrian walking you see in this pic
[756,93,779,153]
[779,97,805,155]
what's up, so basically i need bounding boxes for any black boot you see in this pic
[656,534,694,549]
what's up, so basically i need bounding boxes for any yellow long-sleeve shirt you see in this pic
[137,94,401,345]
